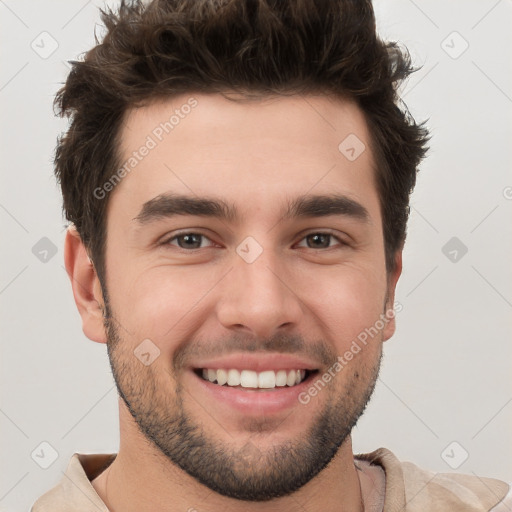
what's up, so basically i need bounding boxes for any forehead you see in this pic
[111,93,380,225]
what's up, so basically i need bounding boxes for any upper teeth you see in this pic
[201,369,307,388]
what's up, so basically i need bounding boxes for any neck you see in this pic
[92,403,371,512]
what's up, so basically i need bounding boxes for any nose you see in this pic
[215,244,303,339]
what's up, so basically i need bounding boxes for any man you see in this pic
[32,0,510,510]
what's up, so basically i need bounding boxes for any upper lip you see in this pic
[191,353,320,372]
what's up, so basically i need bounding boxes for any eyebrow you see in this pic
[133,192,370,225]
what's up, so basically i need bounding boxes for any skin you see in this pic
[65,92,402,512]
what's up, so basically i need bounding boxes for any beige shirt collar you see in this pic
[32,448,509,512]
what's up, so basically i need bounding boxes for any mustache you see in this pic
[173,332,337,371]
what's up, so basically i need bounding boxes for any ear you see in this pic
[64,225,107,344]
[382,248,403,342]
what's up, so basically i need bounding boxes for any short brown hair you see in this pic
[54,0,428,284]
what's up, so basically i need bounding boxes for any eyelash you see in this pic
[161,231,348,251]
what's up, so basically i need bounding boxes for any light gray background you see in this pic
[1,1,511,510]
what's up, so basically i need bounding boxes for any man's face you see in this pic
[99,93,399,500]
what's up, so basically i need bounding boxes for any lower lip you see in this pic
[190,371,316,415]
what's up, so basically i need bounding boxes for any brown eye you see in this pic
[296,233,344,249]
[305,234,331,248]
[167,233,213,250]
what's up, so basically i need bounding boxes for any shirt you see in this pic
[31,447,511,511]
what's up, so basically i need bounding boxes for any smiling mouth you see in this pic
[194,368,319,390]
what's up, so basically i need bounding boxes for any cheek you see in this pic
[109,265,218,343]
[302,265,387,349]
